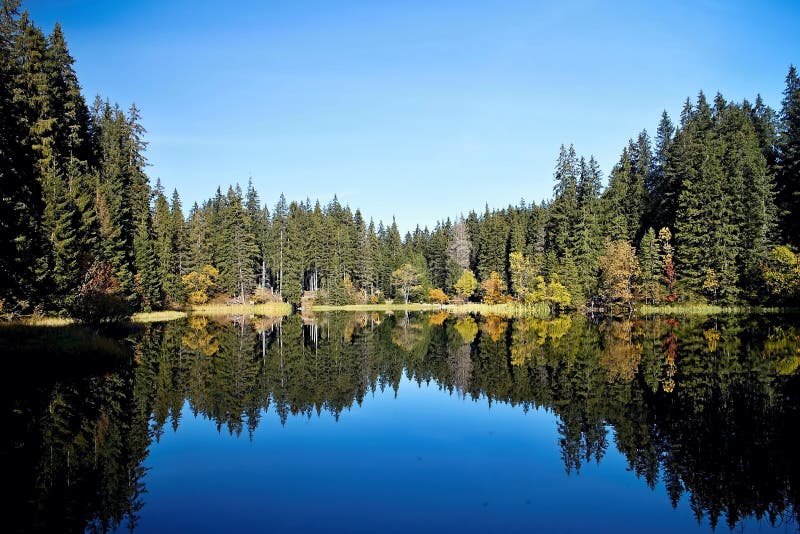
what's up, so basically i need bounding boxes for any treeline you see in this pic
[2,2,799,316]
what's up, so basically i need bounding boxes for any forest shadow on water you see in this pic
[3,312,800,533]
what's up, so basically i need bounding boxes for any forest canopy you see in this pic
[1,1,799,317]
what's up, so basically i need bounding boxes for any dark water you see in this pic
[3,312,800,533]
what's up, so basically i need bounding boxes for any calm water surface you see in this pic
[4,312,800,532]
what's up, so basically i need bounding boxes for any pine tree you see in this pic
[217,185,259,302]
[777,65,800,246]
[476,209,509,283]
[171,189,187,286]
[281,201,307,304]
[546,144,580,257]
[0,1,42,306]
[638,228,659,304]
[574,156,603,298]
[152,184,179,303]
[646,111,675,232]
[50,175,81,306]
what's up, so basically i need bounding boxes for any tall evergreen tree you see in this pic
[546,144,580,257]
[777,65,800,246]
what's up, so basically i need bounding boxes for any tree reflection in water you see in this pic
[3,313,799,532]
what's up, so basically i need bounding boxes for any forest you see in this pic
[2,2,800,320]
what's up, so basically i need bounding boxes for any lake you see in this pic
[4,312,799,533]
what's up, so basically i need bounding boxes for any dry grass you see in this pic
[189,303,292,316]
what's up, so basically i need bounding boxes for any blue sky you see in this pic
[25,0,800,232]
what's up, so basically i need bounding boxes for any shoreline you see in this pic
[4,302,797,327]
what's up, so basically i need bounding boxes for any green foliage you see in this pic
[317,273,359,306]
[763,245,800,302]
[638,228,660,304]
[391,263,423,304]
[777,66,800,247]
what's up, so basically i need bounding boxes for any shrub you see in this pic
[68,262,132,325]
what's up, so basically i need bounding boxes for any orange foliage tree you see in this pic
[481,271,509,304]
[427,288,449,305]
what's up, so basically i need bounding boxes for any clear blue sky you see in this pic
[25,0,800,232]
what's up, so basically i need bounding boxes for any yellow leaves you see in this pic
[454,269,478,299]
[662,379,676,393]
[187,290,208,305]
[188,315,208,330]
[427,288,449,305]
[182,264,219,305]
[598,239,640,311]
[702,268,720,292]
[481,271,509,304]
[546,276,571,307]
[391,263,423,303]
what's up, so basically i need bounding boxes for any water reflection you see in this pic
[4,313,800,532]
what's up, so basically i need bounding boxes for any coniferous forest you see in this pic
[2,2,800,320]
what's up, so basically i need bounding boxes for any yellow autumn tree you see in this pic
[453,269,478,302]
[427,288,449,305]
[598,239,640,314]
[182,265,219,305]
[481,271,508,304]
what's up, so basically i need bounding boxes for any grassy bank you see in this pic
[189,303,292,316]
[310,302,551,317]
[637,304,793,316]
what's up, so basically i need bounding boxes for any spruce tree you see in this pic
[777,65,800,246]
[546,144,580,257]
